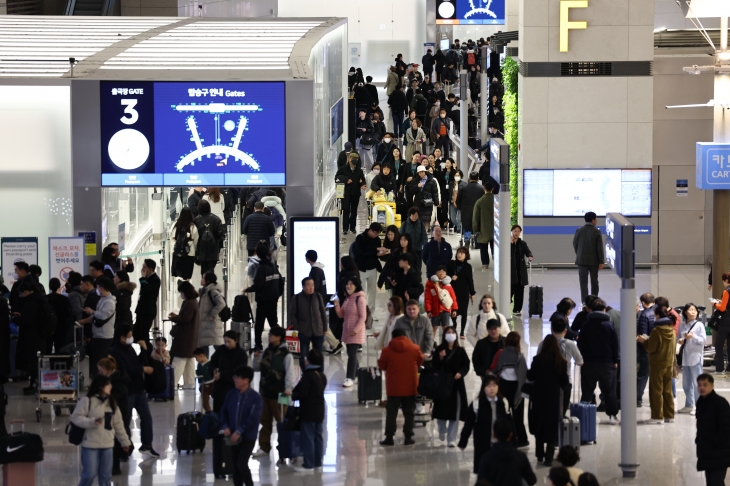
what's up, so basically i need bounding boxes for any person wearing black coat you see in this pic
[133,260,161,345]
[432,327,470,446]
[422,50,435,78]
[209,331,249,413]
[434,49,446,82]
[353,83,373,113]
[0,297,10,383]
[509,225,533,314]
[14,282,47,393]
[113,279,136,331]
[187,188,204,217]
[456,174,486,234]
[477,418,537,485]
[337,142,359,168]
[527,335,569,466]
[387,85,409,139]
[370,164,397,195]
[335,157,366,234]
[407,168,439,228]
[244,248,282,351]
[194,200,226,274]
[47,278,72,354]
[389,253,424,302]
[242,204,276,256]
[447,249,476,336]
[695,375,730,485]
[364,77,379,105]
[291,350,328,471]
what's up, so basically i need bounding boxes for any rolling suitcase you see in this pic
[357,336,382,405]
[558,394,580,451]
[212,436,234,479]
[230,321,252,352]
[570,402,597,444]
[276,403,301,462]
[148,366,175,401]
[176,411,206,454]
[527,262,543,318]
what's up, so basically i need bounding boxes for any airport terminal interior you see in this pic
[2,0,730,485]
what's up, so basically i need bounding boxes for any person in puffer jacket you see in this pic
[198,272,226,347]
[71,374,131,486]
[261,195,286,222]
[424,266,458,341]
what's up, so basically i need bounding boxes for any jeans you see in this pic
[392,111,405,138]
[577,265,599,303]
[254,300,279,349]
[511,284,525,313]
[79,447,113,486]
[479,240,493,266]
[580,362,618,416]
[346,344,359,380]
[300,421,324,469]
[706,468,728,486]
[683,362,703,407]
[90,338,113,378]
[231,439,256,486]
[449,205,461,232]
[341,194,360,233]
[258,396,285,453]
[127,392,153,446]
[385,395,416,438]
[637,345,650,405]
[437,392,460,442]
[298,334,324,370]
[360,268,378,314]
[716,327,730,371]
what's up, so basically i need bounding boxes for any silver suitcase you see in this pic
[230,321,252,352]
[560,416,581,452]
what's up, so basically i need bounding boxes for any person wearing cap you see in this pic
[407,163,440,232]
[472,181,495,269]
[337,142,359,168]
[472,318,505,378]
[456,171,486,239]
[335,152,366,235]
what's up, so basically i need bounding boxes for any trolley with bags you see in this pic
[413,396,433,427]
[35,351,84,422]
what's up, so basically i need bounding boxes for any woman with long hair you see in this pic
[333,277,367,388]
[450,169,466,234]
[97,356,132,475]
[464,294,510,346]
[509,224,533,315]
[527,334,568,466]
[637,306,677,423]
[203,187,226,222]
[447,246,475,338]
[168,281,200,390]
[71,374,131,486]
[378,233,422,292]
[432,325,470,447]
[171,207,198,280]
[113,270,136,329]
[493,331,529,447]
[378,225,401,265]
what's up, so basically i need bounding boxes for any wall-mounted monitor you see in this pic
[523,169,652,217]
[100,81,286,187]
[436,0,505,25]
[440,38,451,50]
[330,97,344,146]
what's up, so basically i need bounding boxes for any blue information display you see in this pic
[456,0,505,24]
[696,142,730,190]
[101,82,286,186]
[605,213,635,279]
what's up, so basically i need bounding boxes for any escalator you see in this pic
[64,0,119,15]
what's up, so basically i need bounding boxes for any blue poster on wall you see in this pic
[456,0,505,24]
[100,81,286,186]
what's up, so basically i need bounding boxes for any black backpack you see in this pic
[173,230,191,257]
[144,358,166,395]
[231,294,254,323]
[39,299,57,336]
[208,290,231,322]
[199,223,218,257]
[415,96,428,116]
[280,223,287,247]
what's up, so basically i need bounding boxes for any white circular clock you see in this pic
[438,1,455,18]
[108,128,150,170]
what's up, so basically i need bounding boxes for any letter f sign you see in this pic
[560,0,588,52]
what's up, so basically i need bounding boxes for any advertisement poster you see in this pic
[118,223,126,252]
[48,237,85,284]
[78,231,97,256]
[41,369,78,390]
[1,237,38,287]
[289,218,339,296]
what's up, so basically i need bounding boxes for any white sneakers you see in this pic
[252,449,269,458]
[607,416,619,425]
[342,379,354,388]
[447,442,456,448]
[292,466,314,474]
[677,406,695,414]
[665,418,675,423]
[643,419,664,425]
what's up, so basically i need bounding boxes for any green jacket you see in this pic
[472,194,494,243]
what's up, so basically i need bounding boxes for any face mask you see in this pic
[373,169,380,175]
[126,337,134,345]
[384,138,391,144]
[96,289,101,296]
[440,114,446,118]
[445,334,457,343]
[455,176,461,182]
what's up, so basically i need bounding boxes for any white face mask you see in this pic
[126,337,134,345]
[440,114,446,118]
[455,176,461,182]
[384,138,391,144]
[373,169,380,175]
[96,289,101,296]
[445,333,457,343]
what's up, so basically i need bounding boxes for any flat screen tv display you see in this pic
[330,97,344,146]
[523,169,652,217]
[100,81,286,186]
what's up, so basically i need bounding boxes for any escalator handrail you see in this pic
[64,0,76,15]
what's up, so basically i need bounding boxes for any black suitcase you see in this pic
[0,420,44,464]
[527,262,543,318]
[357,336,382,404]
[176,412,205,454]
[213,436,235,478]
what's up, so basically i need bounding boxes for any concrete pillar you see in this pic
[712,72,730,292]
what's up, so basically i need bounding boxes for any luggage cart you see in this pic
[414,396,433,427]
[35,352,83,422]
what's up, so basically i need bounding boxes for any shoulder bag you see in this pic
[66,399,90,445]
[677,321,699,367]
[417,349,456,400]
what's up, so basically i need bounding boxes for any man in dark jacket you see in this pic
[245,245,282,351]
[406,78,419,107]
[364,76,379,105]
[472,319,505,376]
[637,292,655,407]
[133,259,161,346]
[422,225,453,278]
[390,254,424,303]
[194,200,226,274]
[421,49,434,79]
[576,298,619,424]
[456,172,485,234]
[187,187,204,217]
[387,84,408,139]
[305,250,327,301]
[107,242,134,274]
[354,222,383,314]
[290,350,327,472]
[695,373,730,485]
[441,62,456,91]
[288,277,327,370]
[431,107,452,158]
[242,202,276,257]
[14,280,47,394]
[573,211,605,302]
[335,155,366,234]
[477,418,536,485]
[337,142,359,168]
[410,90,429,127]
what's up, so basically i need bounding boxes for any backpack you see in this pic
[273,263,285,298]
[208,290,231,322]
[173,230,191,257]
[356,296,374,330]
[415,96,428,115]
[39,299,57,335]
[280,223,287,247]
[231,294,254,323]
[349,240,359,262]
[199,223,218,257]
[467,51,476,65]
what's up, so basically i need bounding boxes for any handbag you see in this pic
[708,309,721,331]
[417,350,456,400]
[360,133,380,146]
[66,398,90,445]
[283,404,301,431]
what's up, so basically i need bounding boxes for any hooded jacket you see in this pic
[377,336,424,396]
[643,317,676,368]
[260,195,286,221]
[71,395,131,450]
[424,277,458,314]
[198,283,225,347]
[114,281,137,328]
[92,294,116,340]
[291,365,328,422]
[577,311,619,365]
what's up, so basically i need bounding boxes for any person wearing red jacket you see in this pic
[377,329,424,446]
[425,265,458,344]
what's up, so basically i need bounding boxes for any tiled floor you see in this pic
[13,196,722,485]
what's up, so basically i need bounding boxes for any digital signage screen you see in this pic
[330,97,344,146]
[101,81,286,187]
[436,0,505,25]
[523,169,652,217]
